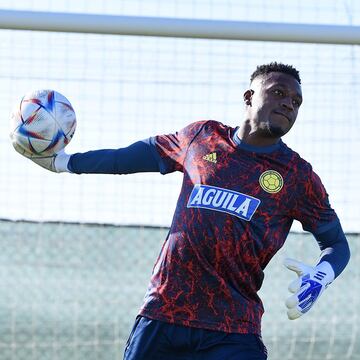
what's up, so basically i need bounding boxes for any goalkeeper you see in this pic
[13,62,350,360]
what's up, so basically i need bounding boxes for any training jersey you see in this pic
[139,120,338,334]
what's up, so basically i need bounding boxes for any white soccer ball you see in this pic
[10,89,76,156]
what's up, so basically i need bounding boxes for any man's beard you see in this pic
[266,122,286,137]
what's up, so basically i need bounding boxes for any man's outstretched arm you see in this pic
[67,140,160,174]
[13,139,161,174]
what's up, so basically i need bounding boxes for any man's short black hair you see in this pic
[250,62,301,84]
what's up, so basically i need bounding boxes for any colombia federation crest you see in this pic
[259,170,283,193]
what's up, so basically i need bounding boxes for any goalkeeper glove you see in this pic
[12,141,71,173]
[284,258,335,320]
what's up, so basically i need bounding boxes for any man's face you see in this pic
[244,72,303,137]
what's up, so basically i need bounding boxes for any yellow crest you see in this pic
[203,152,217,163]
[259,170,283,193]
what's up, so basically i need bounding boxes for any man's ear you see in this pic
[243,89,254,106]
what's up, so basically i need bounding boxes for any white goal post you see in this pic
[0,9,360,44]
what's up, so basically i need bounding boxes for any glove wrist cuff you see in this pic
[315,261,335,285]
[54,153,71,173]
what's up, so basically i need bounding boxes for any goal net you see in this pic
[0,1,359,359]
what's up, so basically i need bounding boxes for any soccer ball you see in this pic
[10,89,76,156]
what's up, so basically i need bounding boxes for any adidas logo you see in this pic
[203,152,217,163]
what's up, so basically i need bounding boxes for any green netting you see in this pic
[0,220,358,360]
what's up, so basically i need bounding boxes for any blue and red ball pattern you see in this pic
[10,89,76,156]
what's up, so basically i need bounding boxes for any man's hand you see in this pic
[284,258,335,320]
[12,141,70,173]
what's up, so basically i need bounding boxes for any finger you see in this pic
[288,278,302,293]
[12,141,33,158]
[287,307,302,320]
[285,293,299,309]
[283,258,308,276]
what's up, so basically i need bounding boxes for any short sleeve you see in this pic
[149,121,207,174]
[291,165,338,234]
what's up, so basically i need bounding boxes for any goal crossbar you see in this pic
[0,9,360,44]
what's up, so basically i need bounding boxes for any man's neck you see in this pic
[237,121,280,147]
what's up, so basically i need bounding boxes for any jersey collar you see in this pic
[233,128,283,153]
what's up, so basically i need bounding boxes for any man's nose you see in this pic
[281,98,294,111]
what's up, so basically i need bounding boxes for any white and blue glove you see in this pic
[12,142,71,173]
[284,258,335,320]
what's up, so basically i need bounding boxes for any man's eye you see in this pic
[292,99,301,107]
[274,89,284,96]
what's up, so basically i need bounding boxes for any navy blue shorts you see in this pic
[123,316,268,360]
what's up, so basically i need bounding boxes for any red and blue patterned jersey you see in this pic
[139,120,338,334]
